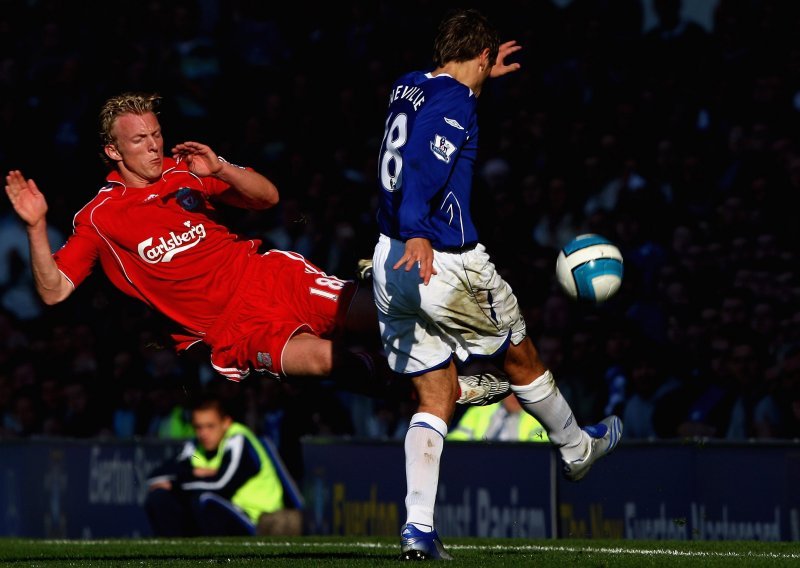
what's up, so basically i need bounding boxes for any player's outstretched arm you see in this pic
[490,40,522,78]
[4,170,73,305]
[172,141,279,209]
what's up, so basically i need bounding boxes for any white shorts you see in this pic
[371,234,527,375]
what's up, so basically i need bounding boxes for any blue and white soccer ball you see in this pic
[555,234,624,303]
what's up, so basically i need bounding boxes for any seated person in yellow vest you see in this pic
[448,395,550,442]
[145,394,289,536]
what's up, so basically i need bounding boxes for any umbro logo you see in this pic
[444,117,464,130]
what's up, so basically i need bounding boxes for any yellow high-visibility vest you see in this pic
[448,405,549,443]
[190,422,284,521]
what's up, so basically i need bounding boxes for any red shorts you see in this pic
[204,250,357,381]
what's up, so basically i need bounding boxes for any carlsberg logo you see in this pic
[138,221,207,263]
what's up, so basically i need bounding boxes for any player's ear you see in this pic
[104,144,121,162]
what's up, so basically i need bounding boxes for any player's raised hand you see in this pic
[394,237,438,285]
[490,40,522,78]
[5,170,48,228]
[171,141,223,177]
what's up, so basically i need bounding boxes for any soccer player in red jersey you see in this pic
[4,92,506,404]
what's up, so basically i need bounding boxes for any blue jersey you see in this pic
[376,70,480,250]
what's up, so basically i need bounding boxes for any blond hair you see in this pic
[99,92,161,147]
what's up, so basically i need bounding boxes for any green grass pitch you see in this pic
[1,537,798,567]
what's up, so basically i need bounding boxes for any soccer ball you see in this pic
[555,234,624,303]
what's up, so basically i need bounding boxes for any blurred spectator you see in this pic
[111,382,148,439]
[362,397,415,440]
[599,320,637,418]
[38,377,64,436]
[145,385,194,440]
[621,343,682,439]
[756,347,800,439]
[0,214,65,321]
[448,395,549,443]
[2,389,40,437]
[61,381,108,438]
[643,0,711,87]
[724,340,770,439]
[583,157,648,218]
[652,331,740,439]
[534,329,598,426]
[144,393,300,536]
[554,326,607,425]
[531,176,578,250]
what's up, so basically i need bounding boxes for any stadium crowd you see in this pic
[1,0,799,481]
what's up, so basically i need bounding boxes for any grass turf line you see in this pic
[0,537,798,567]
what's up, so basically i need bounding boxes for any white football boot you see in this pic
[562,415,623,481]
[457,372,512,406]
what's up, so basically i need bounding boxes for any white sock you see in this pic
[404,412,447,529]
[511,370,589,463]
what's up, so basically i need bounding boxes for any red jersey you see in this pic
[53,158,260,349]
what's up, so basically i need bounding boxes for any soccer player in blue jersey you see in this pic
[371,8,623,560]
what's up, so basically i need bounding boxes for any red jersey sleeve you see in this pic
[199,173,231,198]
[162,156,230,198]
[52,221,101,288]
[197,160,254,199]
